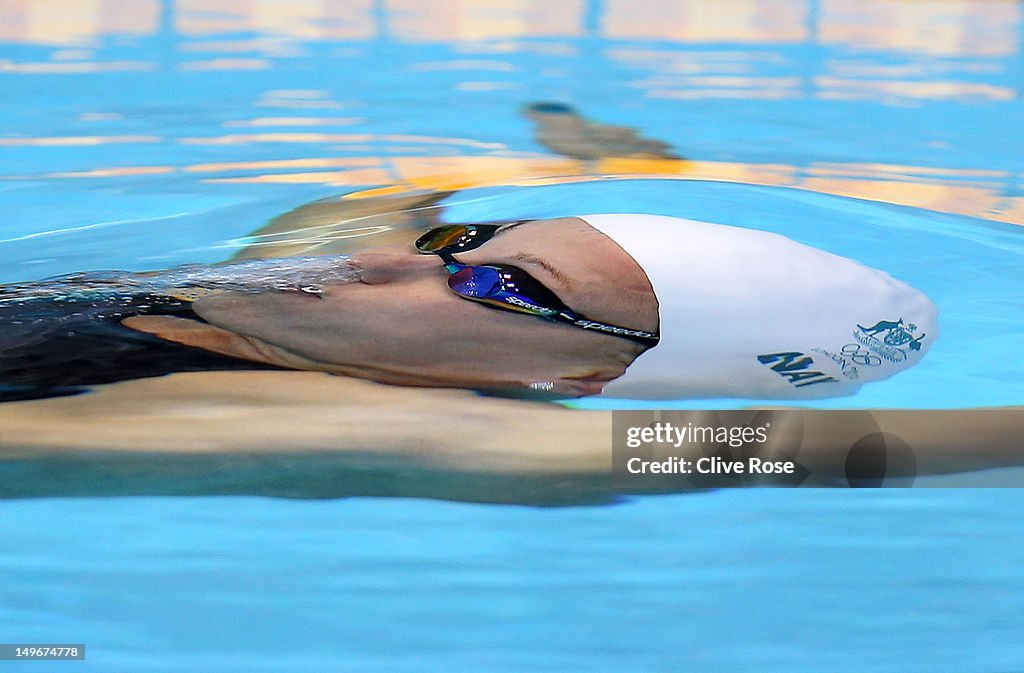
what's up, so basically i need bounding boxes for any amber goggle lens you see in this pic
[415,225,475,253]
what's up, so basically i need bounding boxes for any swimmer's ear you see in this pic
[121,316,285,367]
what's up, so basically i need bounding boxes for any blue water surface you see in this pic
[2,491,1024,673]
[2,1,1024,671]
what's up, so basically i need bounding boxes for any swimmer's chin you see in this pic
[194,288,323,319]
[124,314,608,399]
[189,288,348,351]
[307,369,608,399]
[121,314,334,372]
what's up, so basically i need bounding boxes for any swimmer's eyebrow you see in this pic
[511,252,572,288]
[489,221,572,289]
[490,220,530,239]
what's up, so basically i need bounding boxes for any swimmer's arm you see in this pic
[0,372,615,503]
[1,369,1021,500]
[756,409,1024,479]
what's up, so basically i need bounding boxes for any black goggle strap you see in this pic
[442,257,563,315]
[438,251,461,269]
[461,296,659,346]
[556,310,660,346]
[437,253,660,347]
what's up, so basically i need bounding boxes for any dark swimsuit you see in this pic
[0,290,282,403]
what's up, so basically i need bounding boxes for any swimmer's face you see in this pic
[137,218,659,397]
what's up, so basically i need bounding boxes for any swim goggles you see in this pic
[415,223,660,346]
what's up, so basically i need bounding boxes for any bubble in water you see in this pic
[0,255,361,306]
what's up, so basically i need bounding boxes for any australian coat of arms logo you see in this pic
[854,318,927,363]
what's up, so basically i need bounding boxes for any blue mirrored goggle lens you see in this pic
[447,266,502,298]
[448,265,558,315]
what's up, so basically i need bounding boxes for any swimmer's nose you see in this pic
[351,250,443,285]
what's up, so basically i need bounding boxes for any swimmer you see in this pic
[0,213,937,401]
[0,100,935,401]
[2,103,1017,502]
[523,102,681,161]
[111,213,936,400]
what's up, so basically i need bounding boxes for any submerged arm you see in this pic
[0,371,1021,502]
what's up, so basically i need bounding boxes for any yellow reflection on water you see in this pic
[46,166,175,178]
[176,133,503,149]
[601,158,796,186]
[178,58,270,71]
[178,133,375,145]
[176,153,1024,225]
[0,60,154,74]
[993,198,1024,225]
[820,0,1021,57]
[0,0,1019,64]
[209,168,395,185]
[0,0,158,46]
[825,61,1004,79]
[1,0,1020,107]
[11,149,1022,227]
[409,60,517,73]
[0,135,161,146]
[1,0,1021,228]
[175,0,375,40]
[179,39,289,54]
[604,0,808,43]
[386,0,583,42]
[640,75,803,101]
[256,90,348,110]
[802,177,1002,219]
[184,158,381,173]
[223,117,364,127]
[807,163,1008,181]
[455,81,521,92]
[381,135,505,150]
[814,77,1015,103]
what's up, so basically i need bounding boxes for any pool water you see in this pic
[2,1,1024,670]
[3,491,1024,672]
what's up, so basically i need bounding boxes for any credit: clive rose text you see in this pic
[625,456,796,475]
[623,421,795,475]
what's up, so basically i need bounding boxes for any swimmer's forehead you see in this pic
[489,216,596,241]
[474,217,646,283]
[453,217,657,333]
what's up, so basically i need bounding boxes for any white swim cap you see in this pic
[580,214,938,400]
